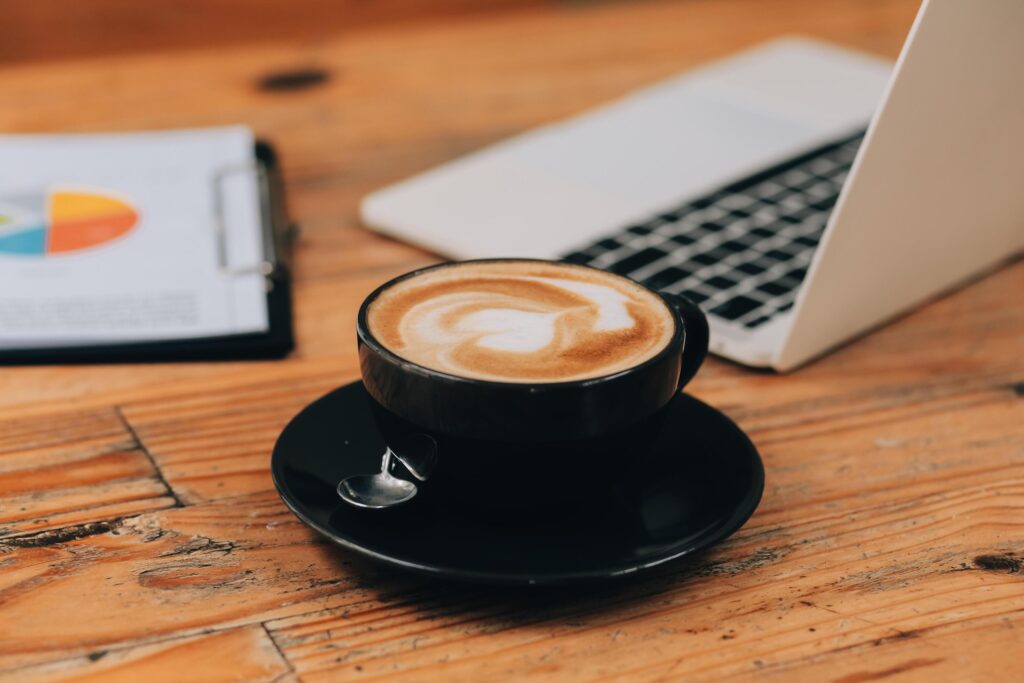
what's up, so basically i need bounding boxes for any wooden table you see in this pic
[2,0,1022,680]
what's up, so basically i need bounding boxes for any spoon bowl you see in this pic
[337,447,418,509]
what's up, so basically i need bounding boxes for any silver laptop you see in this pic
[361,0,1024,371]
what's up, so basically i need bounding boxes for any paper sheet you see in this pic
[0,126,270,349]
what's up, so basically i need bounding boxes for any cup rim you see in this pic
[356,258,687,390]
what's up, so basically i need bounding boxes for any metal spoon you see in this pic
[337,447,417,509]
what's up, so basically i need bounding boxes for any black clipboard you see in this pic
[0,142,295,364]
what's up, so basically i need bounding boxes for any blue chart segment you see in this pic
[0,225,47,255]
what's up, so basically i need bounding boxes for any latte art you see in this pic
[366,261,675,382]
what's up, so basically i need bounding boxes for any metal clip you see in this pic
[211,161,278,279]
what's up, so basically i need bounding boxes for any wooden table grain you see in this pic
[2,1,1022,680]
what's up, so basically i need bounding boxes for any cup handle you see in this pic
[663,293,709,391]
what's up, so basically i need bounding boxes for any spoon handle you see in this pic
[380,446,395,474]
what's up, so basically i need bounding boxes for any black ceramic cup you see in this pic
[356,258,709,510]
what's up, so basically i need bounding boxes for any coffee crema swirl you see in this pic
[366,261,675,383]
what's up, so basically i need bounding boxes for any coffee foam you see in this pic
[366,261,675,383]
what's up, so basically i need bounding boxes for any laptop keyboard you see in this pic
[562,129,866,329]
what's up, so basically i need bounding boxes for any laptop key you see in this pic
[717,239,751,253]
[669,233,697,245]
[784,267,808,282]
[704,275,736,290]
[809,196,838,211]
[764,248,796,262]
[674,289,709,304]
[735,261,767,275]
[757,279,793,297]
[743,315,774,328]
[690,253,718,266]
[608,247,668,274]
[646,266,691,290]
[562,251,593,264]
[710,295,762,320]
[625,225,653,236]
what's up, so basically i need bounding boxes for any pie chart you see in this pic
[0,188,138,257]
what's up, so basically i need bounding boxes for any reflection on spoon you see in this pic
[387,432,438,482]
[337,447,417,509]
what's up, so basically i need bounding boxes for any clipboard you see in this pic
[0,141,295,364]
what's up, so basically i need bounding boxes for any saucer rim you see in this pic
[271,382,765,586]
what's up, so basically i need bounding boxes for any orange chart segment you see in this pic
[47,191,138,254]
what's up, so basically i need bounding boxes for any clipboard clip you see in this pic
[211,158,293,287]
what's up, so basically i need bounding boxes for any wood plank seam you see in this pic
[0,520,117,549]
[262,622,298,681]
[0,624,291,681]
[114,406,185,509]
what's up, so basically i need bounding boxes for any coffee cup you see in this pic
[356,258,709,510]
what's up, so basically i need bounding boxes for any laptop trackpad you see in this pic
[362,38,891,259]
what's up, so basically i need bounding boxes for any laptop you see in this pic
[361,0,1024,371]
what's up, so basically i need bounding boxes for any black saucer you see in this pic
[271,382,764,585]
